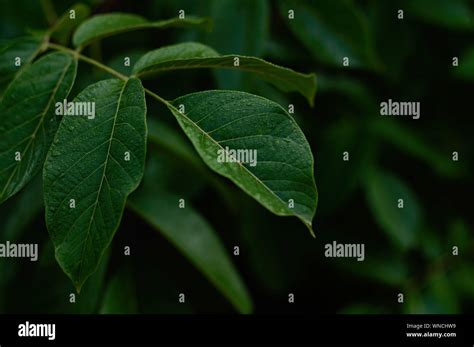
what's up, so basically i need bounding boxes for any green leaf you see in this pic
[147,118,203,169]
[208,0,268,57]
[339,304,388,314]
[50,3,91,46]
[128,182,253,314]
[133,42,316,105]
[168,90,317,232]
[0,177,43,312]
[206,0,269,89]
[43,78,147,291]
[316,118,374,216]
[0,52,77,204]
[147,119,238,212]
[72,13,211,47]
[278,0,379,70]
[454,47,474,81]
[403,0,473,31]
[29,240,110,313]
[364,169,421,249]
[100,266,138,314]
[342,253,408,286]
[0,35,44,92]
[0,176,43,241]
[370,119,463,178]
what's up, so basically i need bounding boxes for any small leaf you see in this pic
[370,119,463,178]
[342,253,408,286]
[147,118,203,169]
[72,13,211,47]
[403,0,473,31]
[454,47,474,81]
[207,0,268,57]
[128,180,253,314]
[278,0,379,70]
[147,119,237,211]
[50,3,91,46]
[0,35,44,92]
[206,0,269,89]
[30,241,110,313]
[364,169,421,249]
[43,78,147,291]
[0,177,43,312]
[168,90,317,232]
[0,52,77,204]
[133,42,316,105]
[100,266,138,314]
[0,176,43,241]
[339,304,388,314]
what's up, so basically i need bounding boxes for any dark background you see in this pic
[0,0,473,314]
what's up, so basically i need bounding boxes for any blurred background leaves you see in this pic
[0,0,472,314]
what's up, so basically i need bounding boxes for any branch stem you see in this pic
[47,43,172,107]
[48,43,128,81]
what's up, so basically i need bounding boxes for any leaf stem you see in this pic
[47,43,128,81]
[144,89,172,107]
[46,43,172,107]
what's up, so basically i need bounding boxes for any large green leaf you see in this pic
[128,182,252,314]
[43,78,147,291]
[0,52,77,204]
[278,0,379,70]
[72,13,211,47]
[364,169,421,249]
[133,42,316,105]
[167,90,317,232]
[0,35,43,93]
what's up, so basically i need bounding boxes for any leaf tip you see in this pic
[307,73,317,107]
[74,281,84,294]
[303,220,315,238]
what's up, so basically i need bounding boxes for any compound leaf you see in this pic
[43,78,147,291]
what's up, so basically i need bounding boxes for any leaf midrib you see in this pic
[76,79,127,282]
[136,55,315,84]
